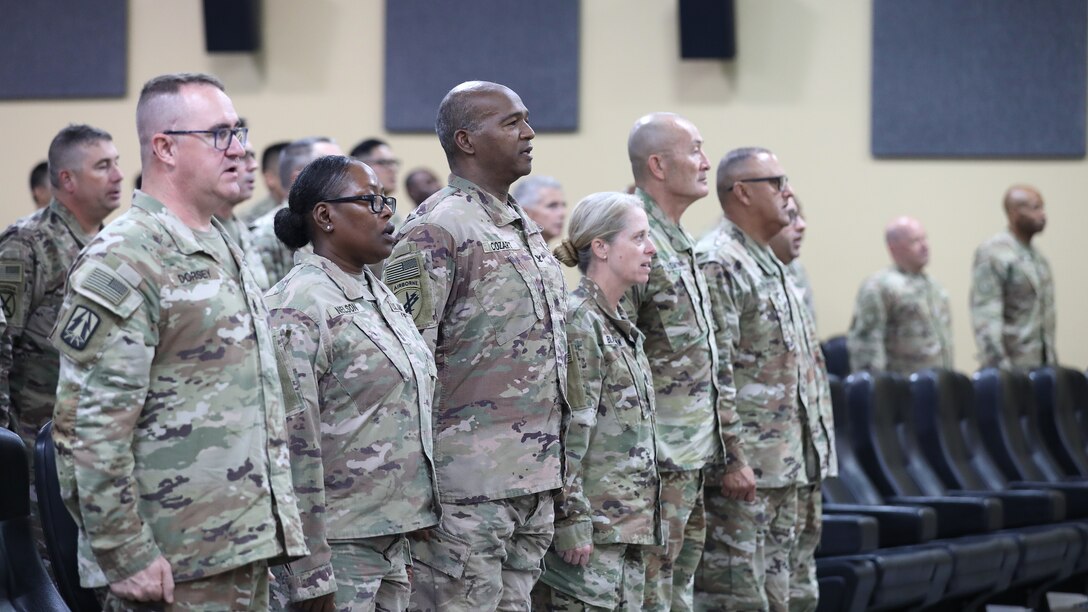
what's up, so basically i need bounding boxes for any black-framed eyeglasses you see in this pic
[728,175,788,193]
[323,193,397,215]
[163,127,248,151]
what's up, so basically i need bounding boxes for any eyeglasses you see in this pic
[368,158,401,169]
[163,127,249,151]
[728,175,788,193]
[323,193,397,215]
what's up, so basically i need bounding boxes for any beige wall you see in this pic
[1,0,1085,370]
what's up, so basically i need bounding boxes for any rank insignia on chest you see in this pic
[61,305,101,350]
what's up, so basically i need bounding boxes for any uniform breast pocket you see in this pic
[333,318,408,418]
[472,252,541,345]
[602,346,647,430]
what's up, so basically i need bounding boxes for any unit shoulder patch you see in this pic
[383,252,433,329]
[60,305,101,350]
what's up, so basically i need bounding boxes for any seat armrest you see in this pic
[823,503,937,546]
[818,514,879,556]
[886,495,1003,537]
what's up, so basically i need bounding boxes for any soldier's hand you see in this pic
[721,465,757,502]
[294,592,336,612]
[109,555,175,603]
[558,544,593,567]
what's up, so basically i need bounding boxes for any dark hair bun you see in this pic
[274,207,309,250]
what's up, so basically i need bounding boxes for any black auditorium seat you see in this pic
[0,426,67,611]
[1030,366,1088,478]
[35,421,102,612]
[821,335,850,379]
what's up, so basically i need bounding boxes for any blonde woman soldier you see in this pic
[265,155,441,612]
[534,192,664,611]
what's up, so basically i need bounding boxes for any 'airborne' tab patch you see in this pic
[61,305,101,350]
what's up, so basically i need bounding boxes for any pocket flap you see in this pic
[410,528,471,579]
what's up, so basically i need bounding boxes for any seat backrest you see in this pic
[974,368,1050,482]
[822,375,885,505]
[35,421,101,612]
[911,369,1011,491]
[1031,367,1088,478]
[846,372,950,498]
[0,427,68,611]
[821,335,851,379]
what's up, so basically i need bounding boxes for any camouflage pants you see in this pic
[269,536,410,611]
[643,469,705,612]
[787,484,821,612]
[534,543,647,610]
[409,491,554,612]
[100,560,269,611]
[695,483,798,612]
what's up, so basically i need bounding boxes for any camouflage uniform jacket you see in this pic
[383,174,567,503]
[0,199,94,442]
[220,213,271,291]
[50,192,307,587]
[555,276,663,552]
[623,189,723,473]
[789,266,838,480]
[848,266,954,375]
[970,230,1057,369]
[787,260,817,328]
[250,204,298,285]
[696,219,834,486]
[240,194,280,228]
[266,251,440,601]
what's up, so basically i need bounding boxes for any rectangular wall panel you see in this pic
[385,0,580,133]
[872,0,1086,158]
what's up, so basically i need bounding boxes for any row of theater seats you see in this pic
[814,366,1088,612]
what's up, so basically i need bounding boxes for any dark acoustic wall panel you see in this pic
[0,0,127,99]
[385,0,579,132]
[872,0,1086,158]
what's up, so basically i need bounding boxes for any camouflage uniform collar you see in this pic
[131,191,234,262]
[577,275,641,344]
[636,188,695,252]
[892,265,927,279]
[448,174,523,227]
[1001,229,1038,254]
[295,250,376,302]
[724,217,782,275]
[49,198,97,246]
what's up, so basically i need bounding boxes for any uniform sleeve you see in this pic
[383,224,455,353]
[268,307,336,602]
[0,235,38,430]
[699,259,746,473]
[847,279,888,372]
[552,323,603,552]
[969,248,1009,368]
[50,262,161,583]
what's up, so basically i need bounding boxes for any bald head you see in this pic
[627,112,691,182]
[436,80,513,160]
[1002,184,1046,242]
[885,216,929,274]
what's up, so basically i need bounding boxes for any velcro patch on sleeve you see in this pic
[70,261,142,319]
[0,261,24,321]
[58,305,101,351]
[382,251,433,329]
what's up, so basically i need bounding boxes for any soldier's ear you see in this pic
[151,133,177,167]
[647,154,667,182]
[57,168,76,194]
[312,203,332,227]
[454,129,474,156]
[590,237,609,262]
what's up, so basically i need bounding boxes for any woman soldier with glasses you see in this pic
[265,155,441,612]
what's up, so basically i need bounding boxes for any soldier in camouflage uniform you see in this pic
[767,195,838,612]
[768,196,816,327]
[238,140,289,227]
[50,73,306,610]
[0,123,124,574]
[623,113,725,612]
[848,216,953,375]
[534,193,663,611]
[215,139,271,290]
[970,185,1057,369]
[265,156,441,611]
[250,137,343,284]
[382,81,568,611]
[695,148,834,612]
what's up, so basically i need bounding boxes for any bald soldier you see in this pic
[623,112,724,612]
[970,185,1057,369]
[50,72,306,609]
[382,81,568,610]
[848,216,953,375]
[695,148,834,611]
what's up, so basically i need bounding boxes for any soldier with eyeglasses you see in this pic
[50,72,307,610]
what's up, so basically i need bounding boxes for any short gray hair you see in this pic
[511,176,562,209]
[278,137,335,190]
[47,124,113,188]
